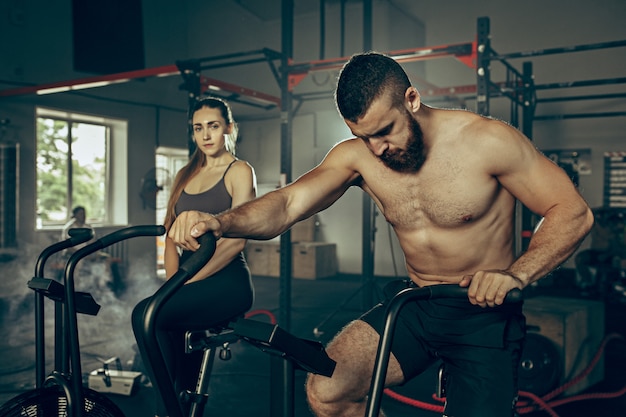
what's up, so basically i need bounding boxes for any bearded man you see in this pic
[169,52,593,417]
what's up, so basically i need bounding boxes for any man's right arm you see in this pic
[169,140,362,251]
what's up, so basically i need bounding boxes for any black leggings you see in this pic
[131,256,254,416]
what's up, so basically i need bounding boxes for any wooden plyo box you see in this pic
[293,242,337,279]
[245,242,337,279]
[245,242,280,277]
[523,296,605,395]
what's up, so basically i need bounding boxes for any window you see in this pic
[155,146,188,278]
[36,107,128,229]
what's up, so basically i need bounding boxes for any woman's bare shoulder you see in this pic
[228,159,255,175]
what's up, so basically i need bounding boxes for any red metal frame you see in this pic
[199,76,280,107]
[0,39,477,100]
[0,64,281,107]
[287,41,477,91]
[0,65,180,97]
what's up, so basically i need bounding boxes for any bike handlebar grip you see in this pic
[425,285,523,303]
[178,233,217,277]
[70,225,166,263]
[97,225,166,248]
[67,227,94,243]
[35,228,96,277]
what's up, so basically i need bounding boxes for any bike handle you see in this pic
[140,232,217,417]
[401,283,523,303]
[365,284,523,417]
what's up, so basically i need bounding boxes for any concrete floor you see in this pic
[0,257,625,417]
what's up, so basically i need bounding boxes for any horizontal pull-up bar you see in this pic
[287,42,476,91]
[178,48,282,67]
[489,39,626,61]
[289,41,475,74]
[535,76,626,90]
[0,65,181,97]
[199,76,280,108]
[421,77,626,99]
[0,48,283,106]
[176,48,283,72]
[535,111,626,120]
[538,92,626,103]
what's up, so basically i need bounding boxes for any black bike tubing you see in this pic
[141,233,216,417]
[364,285,522,417]
[188,347,216,417]
[34,231,94,388]
[46,370,76,417]
[62,225,165,417]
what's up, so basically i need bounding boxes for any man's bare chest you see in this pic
[363,165,501,229]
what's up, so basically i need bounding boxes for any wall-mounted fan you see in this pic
[139,167,172,210]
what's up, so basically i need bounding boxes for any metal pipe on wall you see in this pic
[361,0,377,308]
[0,141,18,256]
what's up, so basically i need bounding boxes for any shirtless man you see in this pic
[169,52,594,417]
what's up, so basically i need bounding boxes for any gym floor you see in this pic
[0,270,625,417]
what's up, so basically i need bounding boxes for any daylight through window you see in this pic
[36,108,128,229]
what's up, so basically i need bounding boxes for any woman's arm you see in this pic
[164,236,180,279]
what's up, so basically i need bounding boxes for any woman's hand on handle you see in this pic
[459,270,524,308]
[168,210,222,252]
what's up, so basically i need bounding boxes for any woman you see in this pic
[132,96,257,417]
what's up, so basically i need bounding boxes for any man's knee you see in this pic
[306,373,337,407]
[307,372,371,417]
[306,373,337,416]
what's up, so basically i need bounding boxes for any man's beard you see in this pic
[379,112,426,172]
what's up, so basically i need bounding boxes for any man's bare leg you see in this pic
[306,320,404,417]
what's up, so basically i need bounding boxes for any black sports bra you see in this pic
[175,160,236,215]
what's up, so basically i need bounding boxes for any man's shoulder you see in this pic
[330,137,367,152]
[434,107,510,125]
[326,137,371,164]
[314,138,367,184]
[448,110,520,144]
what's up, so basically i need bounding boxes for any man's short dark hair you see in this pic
[335,52,412,122]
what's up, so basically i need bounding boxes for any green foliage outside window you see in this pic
[36,117,107,226]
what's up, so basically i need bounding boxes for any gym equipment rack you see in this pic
[1,3,625,415]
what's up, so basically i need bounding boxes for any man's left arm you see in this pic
[504,149,593,287]
[464,120,594,306]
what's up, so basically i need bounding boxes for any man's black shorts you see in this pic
[360,280,526,417]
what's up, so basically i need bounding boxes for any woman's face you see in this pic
[192,106,231,157]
